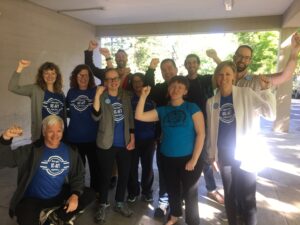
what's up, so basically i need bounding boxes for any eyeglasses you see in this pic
[235,54,252,61]
[105,77,120,82]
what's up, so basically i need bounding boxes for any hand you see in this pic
[185,159,197,171]
[259,75,271,90]
[126,139,135,151]
[149,58,160,70]
[291,32,300,55]
[206,49,218,59]
[209,160,220,173]
[95,86,106,97]
[64,194,78,213]
[141,86,151,98]
[16,60,31,73]
[88,40,98,51]
[2,125,23,140]
[99,48,111,58]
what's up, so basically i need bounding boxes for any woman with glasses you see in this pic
[92,68,135,223]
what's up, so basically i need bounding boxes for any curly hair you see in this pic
[35,62,63,93]
[69,64,95,89]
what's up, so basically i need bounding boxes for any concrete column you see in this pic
[273,28,298,133]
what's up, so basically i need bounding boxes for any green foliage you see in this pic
[234,31,279,74]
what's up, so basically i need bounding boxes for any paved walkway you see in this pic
[0,100,299,225]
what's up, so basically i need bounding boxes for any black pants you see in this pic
[127,139,156,197]
[15,186,95,225]
[156,144,169,205]
[220,162,257,225]
[72,142,99,191]
[161,154,203,225]
[96,146,131,204]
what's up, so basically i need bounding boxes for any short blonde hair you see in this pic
[42,115,64,133]
[213,60,237,88]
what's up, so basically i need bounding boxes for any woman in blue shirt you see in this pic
[135,76,205,225]
[66,64,99,191]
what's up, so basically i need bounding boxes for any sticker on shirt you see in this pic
[244,75,253,81]
[43,98,64,115]
[219,103,235,123]
[112,102,124,123]
[40,156,69,177]
[70,95,93,112]
[162,110,187,127]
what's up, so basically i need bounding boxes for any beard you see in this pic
[236,62,248,72]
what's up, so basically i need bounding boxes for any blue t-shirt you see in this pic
[131,94,156,140]
[108,95,125,147]
[217,94,237,165]
[66,88,98,143]
[25,143,70,199]
[42,90,65,119]
[156,101,200,157]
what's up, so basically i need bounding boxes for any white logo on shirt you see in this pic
[40,156,69,177]
[220,103,235,123]
[70,95,92,112]
[112,102,124,122]
[43,98,64,115]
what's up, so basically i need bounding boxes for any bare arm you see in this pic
[92,86,106,119]
[269,33,300,86]
[185,111,205,171]
[135,86,159,122]
[206,49,222,65]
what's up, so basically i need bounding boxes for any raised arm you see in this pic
[92,86,106,121]
[135,86,159,122]
[268,33,300,86]
[206,49,222,65]
[145,58,159,87]
[8,60,34,96]
[185,111,205,171]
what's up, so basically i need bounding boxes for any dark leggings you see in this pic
[96,146,131,204]
[161,154,203,225]
[220,162,257,225]
[15,186,95,225]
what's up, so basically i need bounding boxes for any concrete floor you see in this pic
[0,99,300,225]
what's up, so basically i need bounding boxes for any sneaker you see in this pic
[94,203,110,224]
[109,176,117,189]
[127,195,137,203]
[141,193,153,202]
[114,202,133,217]
[47,211,64,225]
[154,204,168,218]
[207,190,224,204]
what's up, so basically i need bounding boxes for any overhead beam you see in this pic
[96,16,282,37]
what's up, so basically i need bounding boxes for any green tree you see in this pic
[234,31,280,74]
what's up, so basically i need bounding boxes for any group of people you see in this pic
[1,32,300,225]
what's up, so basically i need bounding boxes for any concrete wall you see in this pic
[0,0,96,140]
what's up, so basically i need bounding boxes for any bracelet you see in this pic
[105,57,112,61]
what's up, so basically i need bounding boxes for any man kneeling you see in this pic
[0,115,95,225]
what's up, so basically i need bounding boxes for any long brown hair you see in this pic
[69,64,95,89]
[35,62,63,93]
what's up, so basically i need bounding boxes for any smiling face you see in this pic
[160,60,178,82]
[233,47,252,73]
[115,51,128,68]
[104,70,120,92]
[42,69,57,86]
[132,75,144,94]
[185,56,200,76]
[215,65,236,91]
[43,122,63,149]
[168,81,188,101]
[76,69,89,90]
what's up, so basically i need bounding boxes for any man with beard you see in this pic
[233,32,300,90]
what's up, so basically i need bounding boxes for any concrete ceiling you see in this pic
[27,0,299,27]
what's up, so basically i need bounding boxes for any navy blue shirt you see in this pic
[66,88,98,143]
[131,94,156,140]
[42,90,65,119]
[109,95,125,147]
[217,94,236,165]
[25,143,70,199]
